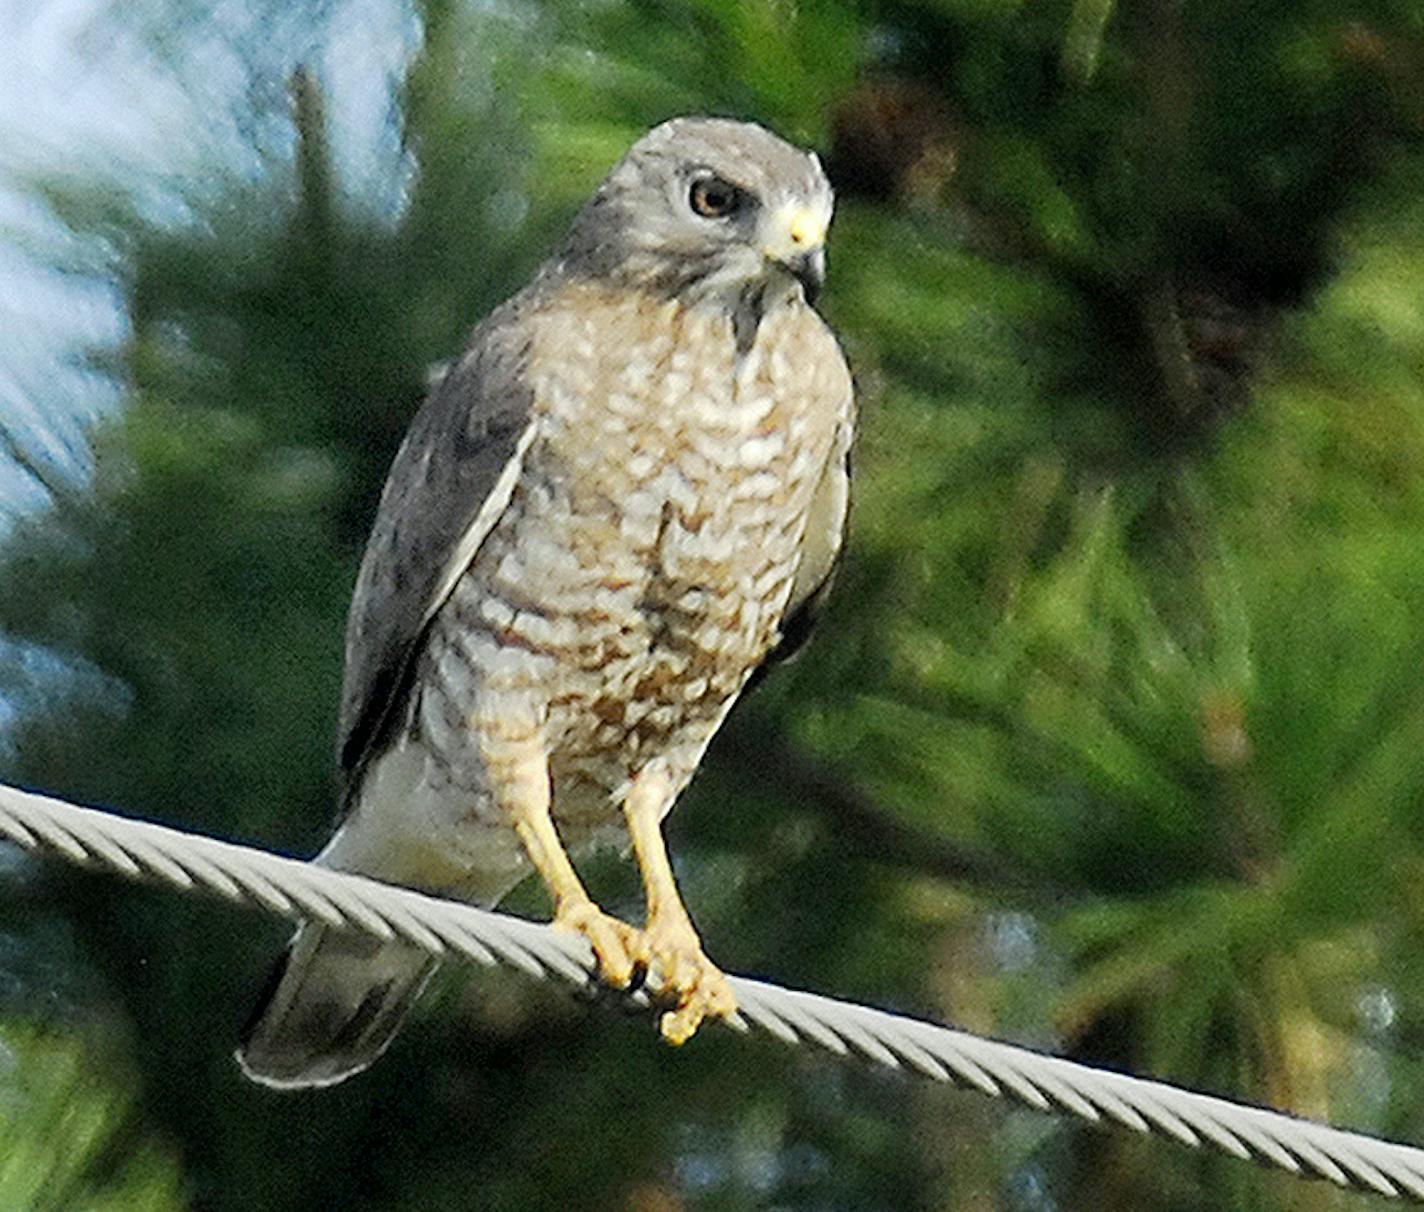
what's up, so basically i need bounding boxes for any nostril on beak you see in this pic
[784,208,825,251]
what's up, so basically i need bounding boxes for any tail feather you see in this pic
[236,922,438,1089]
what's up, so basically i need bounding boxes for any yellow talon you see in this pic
[553,898,642,990]
[659,972,737,1046]
[632,918,738,1044]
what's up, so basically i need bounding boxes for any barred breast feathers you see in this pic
[341,272,850,798]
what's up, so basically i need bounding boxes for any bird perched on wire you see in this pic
[237,116,855,1088]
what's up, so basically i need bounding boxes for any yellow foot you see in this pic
[632,919,738,1045]
[553,898,642,990]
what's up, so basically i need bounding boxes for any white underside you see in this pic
[319,736,631,905]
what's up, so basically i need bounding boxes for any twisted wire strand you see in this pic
[1,780,1422,1202]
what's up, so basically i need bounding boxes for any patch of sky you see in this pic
[0,0,423,522]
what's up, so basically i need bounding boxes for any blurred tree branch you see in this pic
[716,721,1066,902]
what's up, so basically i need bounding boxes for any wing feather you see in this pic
[338,298,538,779]
[759,399,854,674]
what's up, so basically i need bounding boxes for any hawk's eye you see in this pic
[689,175,743,219]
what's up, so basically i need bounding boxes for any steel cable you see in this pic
[1,779,1421,1201]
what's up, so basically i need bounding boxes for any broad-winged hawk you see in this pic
[238,116,855,1088]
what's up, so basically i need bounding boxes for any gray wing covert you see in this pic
[760,401,854,674]
[338,301,537,780]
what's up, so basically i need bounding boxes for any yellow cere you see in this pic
[786,206,828,249]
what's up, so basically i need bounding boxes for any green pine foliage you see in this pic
[0,1021,186,1212]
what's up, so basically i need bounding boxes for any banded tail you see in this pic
[236,921,438,1089]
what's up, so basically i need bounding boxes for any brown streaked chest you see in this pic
[451,282,850,773]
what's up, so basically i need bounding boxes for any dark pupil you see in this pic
[692,178,737,216]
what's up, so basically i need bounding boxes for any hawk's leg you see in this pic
[484,732,639,990]
[623,763,737,1044]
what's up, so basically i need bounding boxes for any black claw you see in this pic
[573,960,653,1017]
[626,959,649,995]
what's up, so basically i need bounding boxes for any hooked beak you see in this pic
[783,247,826,305]
[763,203,829,305]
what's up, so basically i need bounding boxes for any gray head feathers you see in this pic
[559,117,834,306]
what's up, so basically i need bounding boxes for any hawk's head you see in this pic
[561,117,834,310]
